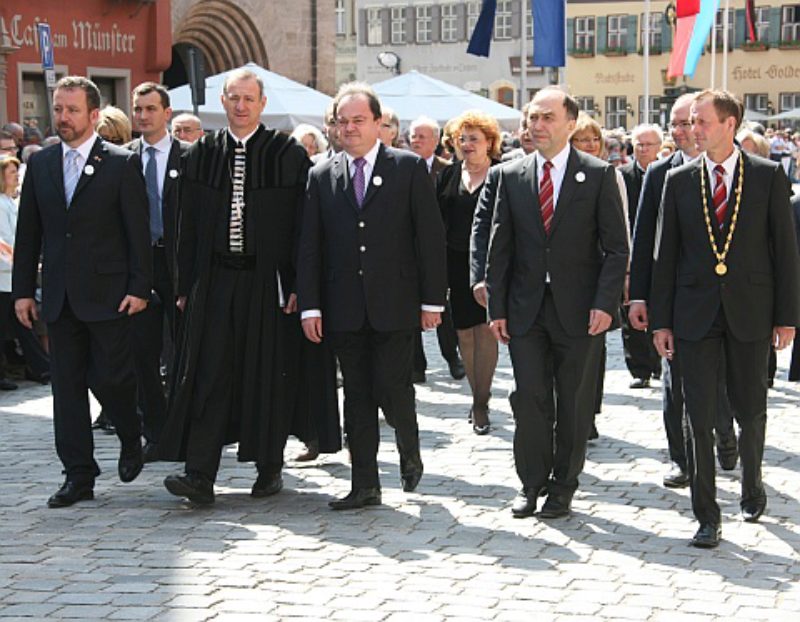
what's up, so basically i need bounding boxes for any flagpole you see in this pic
[520,3,527,108]
[643,0,651,123]
[721,0,730,90]
[710,4,717,88]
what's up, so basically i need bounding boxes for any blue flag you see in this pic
[467,0,497,57]
[533,0,566,68]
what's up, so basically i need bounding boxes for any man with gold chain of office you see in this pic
[650,89,800,548]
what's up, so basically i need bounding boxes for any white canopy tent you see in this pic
[769,107,800,122]
[371,71,522,132]
[168,63,332,132]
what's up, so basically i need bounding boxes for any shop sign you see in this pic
[2,13,137,56]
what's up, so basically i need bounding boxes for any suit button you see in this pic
[358,269,363,276]
[360,245,366,252]
[66,233,72,239]
[358,221,365,228]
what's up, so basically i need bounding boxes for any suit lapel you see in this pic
[520,154,547,238]
[549,148,581,237]
[46,145,67,206]
[361,144,392,210]
[71,138,107,204]
[163,139,183,202]
[333,152,359,213]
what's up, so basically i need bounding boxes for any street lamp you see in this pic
[377,51,401,75]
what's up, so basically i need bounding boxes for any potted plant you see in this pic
[741,40,769,51]
[569,47,595,58]
[604,45,627,56]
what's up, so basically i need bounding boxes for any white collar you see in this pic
[142,132,172,154]
[62,132,98,162]
[344,140,381,169]
[679,150,700,164]
[535,143,571,171]
[703,147,740,179]
[227,125,261,146]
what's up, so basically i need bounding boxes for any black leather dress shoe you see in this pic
[401,469,423,493]
[329,488,382,510]
[118,445,143,483]
[47,481,94,508]
[447,358,466,380]
[251,473,283,498]
[92,411,115,435]
[690,522,721,548]
[164,472,215,504]
[511,489,540,518]
[142,441,160,464]
[716,430,738,471]
[539,493,572,519]
[663,463,690,488]
[0,378,18,391]
[295,442,320,462]
[741,498,766,523]
[629,377,650,389]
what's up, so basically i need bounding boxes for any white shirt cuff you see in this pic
[421,304,444,312]
[301,309,322,320]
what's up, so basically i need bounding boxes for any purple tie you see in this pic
[353,157,366,207]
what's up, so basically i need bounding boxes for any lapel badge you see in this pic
[84,164,95,176]
[93,155,102,162]
[372,175,383,187]
[169,169,179,179]
[575,171,586,183]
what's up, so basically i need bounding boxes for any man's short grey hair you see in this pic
[172,112,203,128]
[21,144,42,163]
[409,116,440,136]
[631,123,664,144]
[222,69,265,99]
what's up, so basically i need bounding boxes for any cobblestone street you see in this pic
[1,333,799,621]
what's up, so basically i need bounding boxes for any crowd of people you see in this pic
[3,71,800,550]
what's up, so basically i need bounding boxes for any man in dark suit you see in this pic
[298,82,447,510]
[409,115,464,382]
[13,76,151,508]
[127,82,189,462]
[652,89,800,548]
[618,124,663,389]
[485,87,629,519]
[629,94,737,489]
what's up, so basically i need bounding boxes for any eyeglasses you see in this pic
[669,121,692,130]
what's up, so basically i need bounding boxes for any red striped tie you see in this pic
[712,165,727,229]
[539,160,554,235]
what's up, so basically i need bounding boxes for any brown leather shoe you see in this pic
[295,442,320,462]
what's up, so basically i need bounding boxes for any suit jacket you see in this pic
[629,151,685,301]
[429,155,450,185]
[469,163,504,288]
[618,160,646,234]
[124,136,190,284]
[13,138,151,323]
[486,148,629,337]
[650,151,800,342]
[298,143,447,333]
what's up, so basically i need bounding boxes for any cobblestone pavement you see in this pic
[1,332,799,621]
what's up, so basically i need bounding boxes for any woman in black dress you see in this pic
[437,111,502,434]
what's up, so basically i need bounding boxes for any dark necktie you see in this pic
[145,146,162,243]
[353,157,366,207]
[712,165,727,229]
[539,160,554,235]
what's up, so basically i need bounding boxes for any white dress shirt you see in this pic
[140,132,172,199]
[62,132,98,170]
[703,147,740,199]
[535,143,571,211]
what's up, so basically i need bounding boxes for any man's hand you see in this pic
[653,329,674,360]
[176,296,187,312]
[302,317,323,343]
[473,282,488,308]
[118,295,148,316]
[623,273,630,305]
[14,298,38,329]
[588,309,612,336]
[773,326,796,350]
[489,318,510,344]
[283,293,298,314]
[421,311,441,330]
[628,302,649,331]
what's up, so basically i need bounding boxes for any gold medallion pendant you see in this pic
[715,263,727,276]
[700,153,744,278]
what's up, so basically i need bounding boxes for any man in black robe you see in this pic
[159,68,310,504]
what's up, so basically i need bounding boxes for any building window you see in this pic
[714,9,735,48]
[467,2,481,34]
[416,5,433,43]
[607,14,627,50]
[744,93,769,113]
[367,8,383,45]
[640,12,662,50]
[575,96,595,115]
[780,92,800,111]
[755,6,770,41]
[441,3,458,42]
[391,7,407,44]
[575,16,595,52]
[638,95,661,124]
[495,0,513,40]
[782,5,800,42]
[336,0,346,36]
[497,85,515,107]
[606,96,627,130]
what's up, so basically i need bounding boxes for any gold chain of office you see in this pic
[699,152,744,276]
